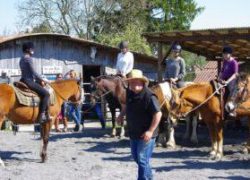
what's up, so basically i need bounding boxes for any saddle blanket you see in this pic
[13,84,56,107]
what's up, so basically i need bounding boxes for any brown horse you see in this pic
[170,80,250,160]
[226,74,250,154]
[91,75,126,137]
[151,82,199,148]
[0,79,82,164]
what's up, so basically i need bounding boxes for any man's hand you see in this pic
[170,78,177,84]
[141,130,153,142]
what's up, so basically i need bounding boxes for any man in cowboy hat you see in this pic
[117,69,162,180]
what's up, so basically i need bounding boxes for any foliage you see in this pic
[96,24,152,55]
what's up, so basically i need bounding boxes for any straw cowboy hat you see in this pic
[126,69,149,84]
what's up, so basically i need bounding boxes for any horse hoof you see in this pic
[190,138,198,145]
[242,147,249,155]
[0,158,5,167]
[209,151,216,160]
[166,142,176,149]
[215,153,223,161]
[40,153,48,163]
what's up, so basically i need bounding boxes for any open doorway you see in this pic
[82,65,102,119]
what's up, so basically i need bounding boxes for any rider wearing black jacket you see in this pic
[19,42,50,123]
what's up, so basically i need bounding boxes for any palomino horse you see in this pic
[170,80,250,160]
[0,79,82,164]
[91,75,126,137]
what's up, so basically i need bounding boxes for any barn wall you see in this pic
[0,35,158,82]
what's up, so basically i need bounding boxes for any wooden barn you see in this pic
[0,33,158,83]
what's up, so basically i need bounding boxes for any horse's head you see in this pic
[90,75,126,99]
[169,85,197,120]
[225,73,250,113]
[52,79,82,103]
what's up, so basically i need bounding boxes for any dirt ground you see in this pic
[0,120,250,180]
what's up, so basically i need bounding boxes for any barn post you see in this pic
[157,42,163,81]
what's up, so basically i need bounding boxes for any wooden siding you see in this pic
[0,35,158,81]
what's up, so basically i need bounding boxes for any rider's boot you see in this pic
[38,112,48,124]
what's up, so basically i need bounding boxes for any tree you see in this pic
[18,0,99,38]
[96,23,152,55]
[146,0,204,31]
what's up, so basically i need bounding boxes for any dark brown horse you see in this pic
[91,75,126,137]
[170,80,250,160]
[0,79,82,164]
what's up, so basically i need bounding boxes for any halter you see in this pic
[92,75,126,99]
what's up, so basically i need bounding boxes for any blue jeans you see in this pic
[130,138,155,180]
[81,103,106,128]
[69,104,81,125]
[94,104,106,128]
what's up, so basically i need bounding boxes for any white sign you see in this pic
[0,69,21,76]
[43,66,63,74]
[105,67,116,75]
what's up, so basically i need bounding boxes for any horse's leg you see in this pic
[120,120,125,138]
[0,116,5,167]
[156,117,166,147]
[0,119,4,130]
[166,126,176,148]
[215,120,224,160]
[110,108,116,137]
[243,116,250,154]
[183,115,191,140]
[190,114,198,144]
[207,122,217,159]
[165,116,176,148]
[40,121,51,163]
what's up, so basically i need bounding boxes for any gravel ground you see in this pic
[0,121,249,180]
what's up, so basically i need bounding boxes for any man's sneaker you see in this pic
[73,124,80,132]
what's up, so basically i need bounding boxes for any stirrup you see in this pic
[38,113,50,124]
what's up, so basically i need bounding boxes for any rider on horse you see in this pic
[163,44,186,88]
[116,41,134,78]
[19,42,51,124]
[219,46,239,117]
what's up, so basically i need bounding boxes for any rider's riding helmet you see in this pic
[119,41,129,49]
[222,46,233,54]
[22,42,34,53]
[172,44,182,52]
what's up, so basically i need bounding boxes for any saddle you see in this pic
[13,81,56,107]
[13,82,38,97]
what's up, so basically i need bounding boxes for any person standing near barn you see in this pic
[19,42,51,124]
[164,44,186,88]
[117,69,162,180]
[116,41,134,77]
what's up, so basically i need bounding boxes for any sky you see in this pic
[0,0,250,34]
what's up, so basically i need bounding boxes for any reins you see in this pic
[181,83,227,117]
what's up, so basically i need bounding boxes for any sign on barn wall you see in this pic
[43,66,63,74]
[104,67,116,75]
[0,69,21,76]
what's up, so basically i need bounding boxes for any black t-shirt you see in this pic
[126,86,161,139]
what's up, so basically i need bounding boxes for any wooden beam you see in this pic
[157,43,163,81]
[145,33,250,43]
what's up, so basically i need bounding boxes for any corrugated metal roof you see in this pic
[143,26,250,61]
[193,61,218,83]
